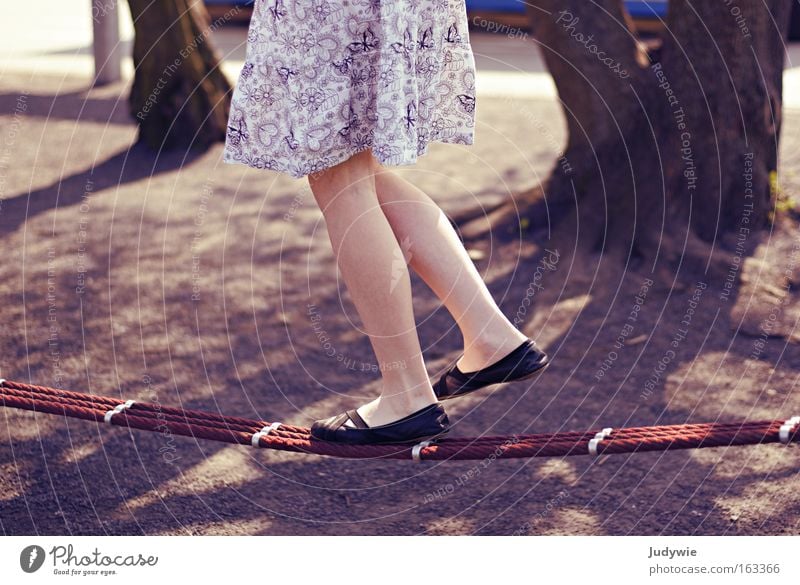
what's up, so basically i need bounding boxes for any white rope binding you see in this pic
[251,422,282,447]
[779,416,800,444]
[103,399,136,424]
[411,440,433,463]
[0,378,5,386]
[588,427,614,456]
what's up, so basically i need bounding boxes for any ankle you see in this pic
[357,389,437,427]
[377,382,437,413]
[464,328,528,360]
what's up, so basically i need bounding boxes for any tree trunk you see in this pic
[661,0,790,240]
[126,0,233,151]
[525,0,661,260]
[469,0,791,276]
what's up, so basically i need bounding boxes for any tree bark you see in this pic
[525,0,662,259]
[660,0,791,240]
[126,0,233,151]
[470,0,791,276]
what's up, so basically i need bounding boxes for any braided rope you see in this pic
[1,379,798,461]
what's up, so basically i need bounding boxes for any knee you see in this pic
[307,150,379,211]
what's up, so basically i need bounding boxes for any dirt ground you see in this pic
[1,65,800,536]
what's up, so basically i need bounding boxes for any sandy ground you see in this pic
[2,18,800,535]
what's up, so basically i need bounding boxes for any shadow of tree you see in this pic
[3,214,800,535]
[1,143,207,233]
[0,89,133,126]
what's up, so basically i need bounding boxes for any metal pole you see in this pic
[91,0,122,85]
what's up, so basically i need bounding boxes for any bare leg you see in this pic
[371,162,529,373]
[307,150,437,427]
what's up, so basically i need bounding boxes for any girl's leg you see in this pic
[307,150,437,427]
[371,163,529,373]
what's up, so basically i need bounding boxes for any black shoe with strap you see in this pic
[433,338,550,401]
[310,402,450,445]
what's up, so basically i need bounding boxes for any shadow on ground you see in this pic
[1,74,799,536]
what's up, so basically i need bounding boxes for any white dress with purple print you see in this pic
[222,0,477,179]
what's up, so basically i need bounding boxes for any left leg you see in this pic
[306,149,437,427]
[369,161,529,373]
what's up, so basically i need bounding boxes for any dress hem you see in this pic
[222,132,476,180]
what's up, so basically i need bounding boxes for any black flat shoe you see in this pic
[310,402,450,445]
[433,338,550,401]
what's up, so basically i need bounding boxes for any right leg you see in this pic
[306,150,438,428]
[372,164,530,373]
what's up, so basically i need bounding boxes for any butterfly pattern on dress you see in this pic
[444,23,462,44]
[223,0,476,179]
[284,128,300,151]
[337,105,360,138]
[331,55,353,76]
[403,102,417,132]
[277,66,297,85]
[456,94,475,114]
[417,27,435,50]
[347,27,380,54]
[226,115,248,147]
[267,0,287,22]
[391,28,415,67]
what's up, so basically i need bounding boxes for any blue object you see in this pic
[465,0,524,10]
[464,0,668,18]
[202,0,668,18]
[625,1,669,18]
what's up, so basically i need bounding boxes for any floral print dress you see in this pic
[222,0,477,179]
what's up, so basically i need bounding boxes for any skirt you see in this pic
[222,0,477,179]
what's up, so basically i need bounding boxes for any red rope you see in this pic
[1,379,798,461]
